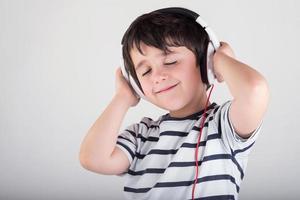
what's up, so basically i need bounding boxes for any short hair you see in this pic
[121,10,210,94]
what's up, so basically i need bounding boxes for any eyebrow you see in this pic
[135,51,178,70]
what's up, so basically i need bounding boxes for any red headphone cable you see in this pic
[192,84,215,200]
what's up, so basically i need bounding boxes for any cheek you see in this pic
[192,68,202,82]
[180,68,203,91]
[179,65,201,82]
[139,79,152,96]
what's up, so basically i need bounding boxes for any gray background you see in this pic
[0,0,299,199]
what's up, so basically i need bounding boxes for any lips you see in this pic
[156,83,179,94]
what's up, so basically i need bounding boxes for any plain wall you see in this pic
[0,0,299,199]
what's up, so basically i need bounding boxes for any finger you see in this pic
[116,67,128,83]
[219,41,229,48]
[116,67,124,78]
[220,41,227,45]
[115,67,119,77]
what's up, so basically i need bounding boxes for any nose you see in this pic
[151,67,168,84]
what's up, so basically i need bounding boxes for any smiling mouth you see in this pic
[156,83,179,94]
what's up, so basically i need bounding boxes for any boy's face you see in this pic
[130,42,208,117]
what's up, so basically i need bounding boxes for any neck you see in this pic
[169,91,210,118]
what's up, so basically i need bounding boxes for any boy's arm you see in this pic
[79,68,139,175]
[213,42,270,139]
[79,94,130,174]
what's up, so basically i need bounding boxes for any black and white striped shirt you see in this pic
[116,100,262,200]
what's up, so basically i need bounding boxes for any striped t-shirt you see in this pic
[116,100,262,200]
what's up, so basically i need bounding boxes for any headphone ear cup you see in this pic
[206,41,216,86]
[128,74,144,99]
[120,54,145,99]
[120,60,130,82]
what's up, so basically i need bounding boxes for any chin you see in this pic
[156,99,188,112]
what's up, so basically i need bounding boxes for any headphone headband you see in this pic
[153,7,199,19]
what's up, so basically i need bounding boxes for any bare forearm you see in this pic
[211,42,270,136]
[213,52,267,101]
[79,94,130,164]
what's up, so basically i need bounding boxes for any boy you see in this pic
[79,7,270,200]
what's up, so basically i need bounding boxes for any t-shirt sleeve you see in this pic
[116,123,139,165]
[115,123,139,177]
[214,100,263,157]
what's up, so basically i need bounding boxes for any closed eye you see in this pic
[141,61,177,76]
[142,68,151,76]
[164,61,177,65]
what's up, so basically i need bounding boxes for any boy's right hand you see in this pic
[115,67,140,107]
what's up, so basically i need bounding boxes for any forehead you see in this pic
[130,42,170,57]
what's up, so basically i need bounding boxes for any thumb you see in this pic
[115,67,121,76]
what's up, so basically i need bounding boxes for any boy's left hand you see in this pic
[216,41,235,58]
[213,41,235,83]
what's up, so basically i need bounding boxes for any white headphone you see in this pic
[120,7,220,99]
